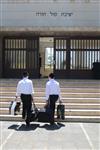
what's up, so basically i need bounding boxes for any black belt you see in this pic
[50,95,59,96]
[21,94,31,96]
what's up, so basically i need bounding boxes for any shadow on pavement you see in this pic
[8,122,65,131]
[8,123,40,131]
[39,122,65,130]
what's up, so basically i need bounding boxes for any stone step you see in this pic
[1,101,100,109]
[0,79,100,122]
[1,97,100,103]
[1,87,100,93]
[0,108,100,116]
[1,92,100,98]
[1,85,99,87]
[0,115,100,123]
[1,101,100,108]
[1,79,100,87]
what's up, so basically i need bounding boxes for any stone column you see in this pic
[0,37,3,77]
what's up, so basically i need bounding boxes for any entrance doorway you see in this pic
[45,47,54,75]
[39,37,70,78]
[39,37,54,77]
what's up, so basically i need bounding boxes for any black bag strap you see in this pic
[32,101,38,113]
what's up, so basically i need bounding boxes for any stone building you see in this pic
[0,0,100,78]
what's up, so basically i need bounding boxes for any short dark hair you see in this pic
[23,71,29,77]
[49,73,54,79]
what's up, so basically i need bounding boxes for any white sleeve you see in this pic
[31,81,34,95]
[16,82,21,97]
[45,83,49,101]
[58,83,61,99]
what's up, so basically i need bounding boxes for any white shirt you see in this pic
[45,79,61,100]
[16,77,34,96]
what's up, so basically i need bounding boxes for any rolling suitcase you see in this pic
[57,104,65,120]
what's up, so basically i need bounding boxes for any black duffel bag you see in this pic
[57,103,65,120]
[37,105,52,123]
[30,103,39,122]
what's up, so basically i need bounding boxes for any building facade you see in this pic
[0,0,100,78]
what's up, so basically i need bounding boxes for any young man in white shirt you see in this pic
[16,71,34,126]
[45,73,62,125]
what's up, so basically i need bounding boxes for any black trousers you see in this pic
[49,95,59,123]
[21,94,32,124]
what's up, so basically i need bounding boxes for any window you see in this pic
[70,39,100,70]
[55,51,66,70]
[4,38,38,69]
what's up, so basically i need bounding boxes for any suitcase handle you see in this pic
[32,101,38,113]
[58,96,63,104]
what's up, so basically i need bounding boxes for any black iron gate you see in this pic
[3,36,100,79]
[54,38,70,78]
[54,37,100,79]
[3,37,39,78]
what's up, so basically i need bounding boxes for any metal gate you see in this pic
[70,38,100,79]
[3,37,39,78]
[54,37,100,79]
[54,38,70,78]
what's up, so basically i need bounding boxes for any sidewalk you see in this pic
[0,121,100,150]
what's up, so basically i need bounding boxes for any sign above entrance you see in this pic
[1,0,100,27]
[35,11,73,17]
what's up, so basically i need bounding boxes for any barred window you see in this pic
[4,38,38,69]
[70,39,100,70]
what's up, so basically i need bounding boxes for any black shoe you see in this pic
[26,122,30,127]
[26,120,30,126]
[22,115,25,119]
[57,116,60,119]
[50,122,55,125]
[14,113,17,115]
[61,116,65,120]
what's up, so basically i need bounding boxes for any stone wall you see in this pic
[1,0,100,28]
[0,37,3,77]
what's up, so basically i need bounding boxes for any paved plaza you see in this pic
[0,121,100,150]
